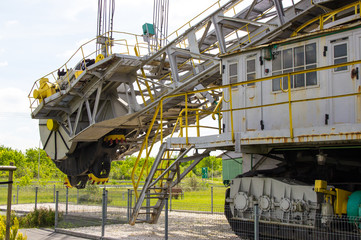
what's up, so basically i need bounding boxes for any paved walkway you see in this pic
[19,228,92,240]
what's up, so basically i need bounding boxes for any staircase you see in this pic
[129,141,210,224]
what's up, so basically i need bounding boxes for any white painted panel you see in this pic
[328,35,355,124]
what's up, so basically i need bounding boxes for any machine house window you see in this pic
[229,62,238,85]
[246,59,256,86]
[333,43,348,72]
[272,43,317,91]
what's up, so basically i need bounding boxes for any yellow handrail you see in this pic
[131,103,161,199]
[212,95,223,120]
[291,1,361,37]
[28,31,148,110]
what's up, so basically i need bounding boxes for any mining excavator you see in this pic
[30,0,361,239]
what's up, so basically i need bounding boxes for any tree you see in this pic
[0,145,66,185]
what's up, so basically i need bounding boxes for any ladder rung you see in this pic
[152,176,172,180]
[149,187,165,190]
[140,206,157,209]
[137,212,155,215]
[135,220,152,224]
[148,192,167,195]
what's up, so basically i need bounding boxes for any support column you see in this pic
[211,13,227,54]
[166,46,180,85]
[273,0,285,25]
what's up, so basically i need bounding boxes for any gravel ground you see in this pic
[2,203,240,239]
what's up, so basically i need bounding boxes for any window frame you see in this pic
[332,42,348,72]
[228,61,239,86]
[245,57,256,87]
[271,41,318,92]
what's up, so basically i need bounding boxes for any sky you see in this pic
[0,0,243,152]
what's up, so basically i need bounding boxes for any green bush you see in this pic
[78,194,112,204]
[78,185,112,204]
[78,194,101,204]
[181,174,208,191]
[0,214,27,240]
[19,207,60,228]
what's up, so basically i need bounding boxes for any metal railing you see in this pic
[292,0,361,37]
[27,31,150,111]
[8,183,361,239]
[227,208,361,240]
[131,59,361,196]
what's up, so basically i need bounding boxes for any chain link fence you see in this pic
[226,205,361,240]
[1,184,237,239]
[3,184,361,239]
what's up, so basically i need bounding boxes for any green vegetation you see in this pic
[0,215,27,240]
[78,184,112,204]
[0,146,66,185]
[110,155,222,181]
[19,207,60,228]
[0,145,222,185]
[0,145,226,214]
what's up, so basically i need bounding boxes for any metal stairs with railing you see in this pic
[129,141,210,224]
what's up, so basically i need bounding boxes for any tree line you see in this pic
[0,145,222,185]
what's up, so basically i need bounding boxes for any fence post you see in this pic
[17,185,19,204]
[169,188,172,212]
[55,191,59,229]
[5,163,16,240]
[53,184,56,203]
[101,188,107,238]
[66,187,69,215]
[146,190,150,221]
[165,197,168,240]
[35,186,38,210]
[13,195,15,204]
[127,189,131,222]
[254,203,259,240]
[211,186,214,214]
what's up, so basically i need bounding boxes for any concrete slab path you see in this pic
[19,228,92,240]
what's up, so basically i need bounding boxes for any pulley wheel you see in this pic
[39,119,76,160]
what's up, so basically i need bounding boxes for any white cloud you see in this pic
[5,20,18,27]
[0,61,8,67]
[62,0,97,21]
[0,87,29,113]
[0,87,39,151]
[55,49,75,59]
[0,118,39,151]
[55,37,94,66]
